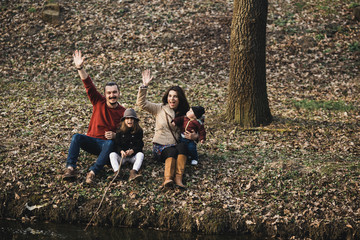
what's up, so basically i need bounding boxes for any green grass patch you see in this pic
[292,99,355,111]
[274,13,295,27]
[349,2,359,8]
[28,7,36,13]
[315,33,325,41]
[349,41,360,52]
[316,4,333,15]
[294,1,307,12]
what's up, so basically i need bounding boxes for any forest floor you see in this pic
[0,0,359,239]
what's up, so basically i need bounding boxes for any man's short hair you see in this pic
[104,82,119,92]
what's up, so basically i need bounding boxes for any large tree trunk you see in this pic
[226,0,272,127]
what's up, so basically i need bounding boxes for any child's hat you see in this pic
[192,106,205,119]
[121,108,139,121]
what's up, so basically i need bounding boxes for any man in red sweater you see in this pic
[62,50,126,184]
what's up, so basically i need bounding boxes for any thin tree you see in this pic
[226,0,272,127]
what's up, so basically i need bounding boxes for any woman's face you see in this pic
[167,90,179,109]
[124,118,134,128]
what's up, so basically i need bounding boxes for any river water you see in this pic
[0,219,257,240]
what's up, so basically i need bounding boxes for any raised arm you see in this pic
[142,69,153,87]
[137,69,161,115]
[73,50,88,80]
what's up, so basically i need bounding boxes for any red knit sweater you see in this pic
[83,76,126,140]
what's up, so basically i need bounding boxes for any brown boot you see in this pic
[62,167,77,180]
[129,169,143,182]
[85,171,95,184]
[174,154,187,189]
[162,157,176,188]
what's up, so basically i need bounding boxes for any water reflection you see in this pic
[0,219,255,240]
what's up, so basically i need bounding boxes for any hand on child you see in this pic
[184,130,199,141]
[121,149,134,158]
[120,151,127,158]
[105,131,115,140]
[125,149,134,156]
[200,140,205,144]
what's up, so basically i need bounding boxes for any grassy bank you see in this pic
[0,0,359,239]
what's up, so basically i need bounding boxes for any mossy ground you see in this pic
[1,0,359,239]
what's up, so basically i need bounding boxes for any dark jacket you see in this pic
[114,129,144,156]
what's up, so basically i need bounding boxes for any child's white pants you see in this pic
[109,152,144,172]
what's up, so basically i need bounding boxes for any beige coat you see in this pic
[137,87,180,145]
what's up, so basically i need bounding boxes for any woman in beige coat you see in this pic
[137,69,197,189]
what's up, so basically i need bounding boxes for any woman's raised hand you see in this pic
[142,69,153,87]
[73,50,85,68]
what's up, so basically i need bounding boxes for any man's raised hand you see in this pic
[73,50,85,68]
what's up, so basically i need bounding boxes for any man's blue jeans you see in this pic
[66,134,114,175]
[180,136,198,161]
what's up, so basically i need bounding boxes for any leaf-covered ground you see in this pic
[0,0,359,239]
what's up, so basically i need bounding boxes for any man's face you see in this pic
[105,85,120,107]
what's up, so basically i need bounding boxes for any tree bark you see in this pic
[226,0,272,127]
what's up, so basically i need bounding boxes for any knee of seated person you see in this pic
[71,133,82,142]
[162,147,178,159]
[103,140,114,148]
[176,142,188,155]
[136,152,144,158]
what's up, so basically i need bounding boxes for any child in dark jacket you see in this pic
[172,106,206,166]
[109,108,144,181]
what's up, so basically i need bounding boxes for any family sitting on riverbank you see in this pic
[62,51,206,189]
